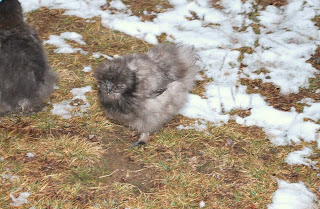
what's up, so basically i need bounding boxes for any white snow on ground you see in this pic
[285,147,317,167]
[177,120,208,132]
[82,65,92,73]
[26,152,35,158]
[44,32,87,54]
[20,0,320,208]
[10,192,30,207]
[243,0,319,94]
[302,102,320,124]
[1,168,19,182]
[199,200,206,208]
[268,180,319,209]
[109,0,127,10]
[51,86,92,119]
[239,106,320,146]
[92,52,115,60]
[51,100,75,119]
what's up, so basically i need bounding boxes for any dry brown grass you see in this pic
[253,0,288,8]
[213,0,288,10]
[0,1,319,208]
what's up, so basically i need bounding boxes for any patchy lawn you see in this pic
[1,0,319,208]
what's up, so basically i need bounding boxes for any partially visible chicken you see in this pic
[0,0,57,115]
[93,44,199,146]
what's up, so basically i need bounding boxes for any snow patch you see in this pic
[51,86,92,119]
[26,153,35,158]
[180,94,229,124]
[285,147,317,167]
[83,65,92,72]
[109,0,127,10]
[242,106,320,146]
[10,192,30,207]
[44,32,87,54]
[200,200,205,208]
[1,169,19,182]
[268,180,319,209]
[177,120,208,132]
[92,52,115,60]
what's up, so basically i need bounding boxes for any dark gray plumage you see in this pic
[93,44,199,146]
[0,0,56,115]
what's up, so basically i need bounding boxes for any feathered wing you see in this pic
[124,44,199,101]
[146,43,199,91]
[129,80,189,133]
[123,54,169,100]
[126,44,199,133]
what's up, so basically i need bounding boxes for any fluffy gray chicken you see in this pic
[0,0,57,115]
[93,44,198,146]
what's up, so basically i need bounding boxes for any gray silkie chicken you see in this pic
[0,0,57,115]
[93,44,199,147]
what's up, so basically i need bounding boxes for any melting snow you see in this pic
[285,147,317,167]
[10,192,30,207]
[26,153,35,158]
[1,168,19,182]
[200,200,205,208]
[268,180,319,209]
[51,86,92,119]
[177,120,208,132]
[92,52,115,59]
[44,32,87,54]
[83,65,92,72]
[109,0,127,10]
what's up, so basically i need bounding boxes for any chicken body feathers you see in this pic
[94,43,198,137]
[0,0,56,114]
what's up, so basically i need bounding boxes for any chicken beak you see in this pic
[105,81,113,94]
